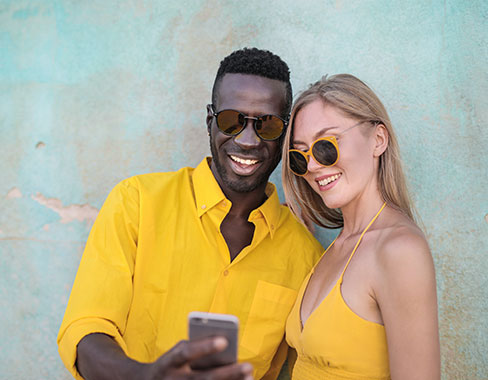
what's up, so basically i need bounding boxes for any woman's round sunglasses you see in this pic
[210,105,289,141]
[289,121,369,176]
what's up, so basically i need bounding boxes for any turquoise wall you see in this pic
[1,1,486,378]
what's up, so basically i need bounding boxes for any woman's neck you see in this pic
[340,183,385,236]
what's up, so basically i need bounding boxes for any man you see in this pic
[57,48,322,380]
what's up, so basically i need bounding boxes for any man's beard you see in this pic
[209,132,281,193]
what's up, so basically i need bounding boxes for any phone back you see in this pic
[188,312,239,369]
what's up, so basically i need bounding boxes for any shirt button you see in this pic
[222,201,227,207]
[223,270,229,276]
[271,224,274,230]
[201,205,206,209]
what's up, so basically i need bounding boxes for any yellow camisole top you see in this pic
[286,203,390,380]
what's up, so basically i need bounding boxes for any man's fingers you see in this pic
[152,338,253,380]
[199,362,253,380]
[159,337,227,368]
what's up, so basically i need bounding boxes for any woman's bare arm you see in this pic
[374,229,440,380]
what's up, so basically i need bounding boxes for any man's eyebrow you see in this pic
[292,126,339,146]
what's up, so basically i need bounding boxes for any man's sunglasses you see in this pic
[289,121,367,176]
[210,105,288,141]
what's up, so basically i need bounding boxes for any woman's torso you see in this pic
[286,204,391,380]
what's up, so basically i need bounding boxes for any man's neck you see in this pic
[224,185,268,218]
[210,160,270,218]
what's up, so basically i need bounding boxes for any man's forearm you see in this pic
[76,332,253,380]
[76,333,146,380]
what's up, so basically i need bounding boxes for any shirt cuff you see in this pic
[57,317,128,379]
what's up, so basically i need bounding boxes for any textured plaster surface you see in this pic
[0,1,487,379]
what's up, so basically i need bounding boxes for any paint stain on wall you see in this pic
[7,187,23,199]
[31,193,98,224]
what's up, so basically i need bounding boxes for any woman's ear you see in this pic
[373,123,389,157]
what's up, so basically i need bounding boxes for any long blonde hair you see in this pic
[282,74,414,228]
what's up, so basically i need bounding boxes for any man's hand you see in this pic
[77,333,253,380]
[145,337,253,379]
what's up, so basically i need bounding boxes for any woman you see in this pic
[282,74,440,380]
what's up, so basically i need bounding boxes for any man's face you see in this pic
[207,73,287,194]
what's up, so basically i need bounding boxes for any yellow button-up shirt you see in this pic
[57,158,322,379]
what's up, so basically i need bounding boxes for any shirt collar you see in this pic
[192,157,282,238]
[255,182,281,239]
[193,157,227,217]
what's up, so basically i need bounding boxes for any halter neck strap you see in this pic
[339,202,386,282]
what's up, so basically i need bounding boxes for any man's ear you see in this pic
[373,123,389,157]
[206,104,214,134]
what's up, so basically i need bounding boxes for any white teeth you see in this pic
[318,174,341,186]
[230,155,258,165]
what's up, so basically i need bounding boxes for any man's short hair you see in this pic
[211,47,292,116]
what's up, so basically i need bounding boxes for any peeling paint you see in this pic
[31,193,98,224]
[6,187,22,199]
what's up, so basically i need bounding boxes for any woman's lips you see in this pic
[316,173,342,190]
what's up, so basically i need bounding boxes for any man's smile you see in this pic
[230,155,259,166]
[228,154,262,176]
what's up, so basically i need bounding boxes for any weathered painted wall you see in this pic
[1,1,486,378]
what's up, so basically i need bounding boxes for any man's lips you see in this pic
[228,154,262,176]
[229,154,259,165]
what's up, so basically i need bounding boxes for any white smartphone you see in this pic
[188,311,239,370]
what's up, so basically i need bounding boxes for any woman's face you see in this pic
[291,100,380,210]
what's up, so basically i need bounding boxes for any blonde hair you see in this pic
[282,74,414,228]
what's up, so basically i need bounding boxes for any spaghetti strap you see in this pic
[339,202,386,282]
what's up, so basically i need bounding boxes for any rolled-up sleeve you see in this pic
[57,179,140,378]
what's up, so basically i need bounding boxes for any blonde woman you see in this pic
[282,74,440,380]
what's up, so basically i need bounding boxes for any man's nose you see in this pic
[234,118,261,149]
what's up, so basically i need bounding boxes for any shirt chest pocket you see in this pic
[240,280,298,360]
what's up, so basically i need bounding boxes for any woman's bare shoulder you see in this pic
[374,208,434,285]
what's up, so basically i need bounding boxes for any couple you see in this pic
[58,48,440,380]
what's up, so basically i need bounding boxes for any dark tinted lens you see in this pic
[256,115,284,140]
[289,151,309,175]
[312,140,338,166]
[216,110,244,135]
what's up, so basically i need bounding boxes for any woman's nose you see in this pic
[307,153,322,173]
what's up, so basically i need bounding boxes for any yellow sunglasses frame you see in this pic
[289,120,368,176]
[289,136,340,176]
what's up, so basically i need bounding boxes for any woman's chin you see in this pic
[321,195,344,210]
